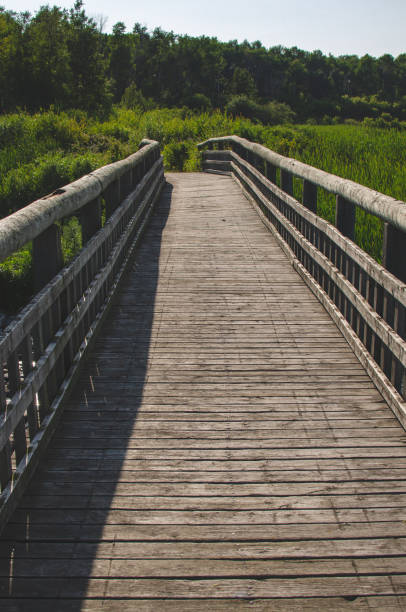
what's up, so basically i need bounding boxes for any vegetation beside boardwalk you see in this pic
[2,1,406,313]
[1,107,405,312]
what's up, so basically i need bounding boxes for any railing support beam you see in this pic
[383,223,406,282]
[33,223,63,292]
[80,197,102,244]
[335,195,355,241]
[303,180,317,213]
[265,161,277,184]
[281,170,293,196]
[105,179,121,219]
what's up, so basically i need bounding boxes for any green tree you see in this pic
[229,66,257,98]
[0,9,22,111]
[67,0,111,115]
[22,5,71,109]
[109,22,134,102]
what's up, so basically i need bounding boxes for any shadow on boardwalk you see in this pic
[0,182,173,610]
[1,172,406,609]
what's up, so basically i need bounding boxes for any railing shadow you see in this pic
[0,181,173,609]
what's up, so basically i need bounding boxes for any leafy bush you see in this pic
[186,93,212,111]
[121,83,154,111]
[226,95,295,125]
[0,152,105,218]
[163,141,190,171]
[0,248,33,313]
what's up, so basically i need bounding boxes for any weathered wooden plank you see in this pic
[46,444,406,459]
[51,435,406,448]
[20,492,406,510]
[0,597,402,612]
[22,479,406,497]
[10,506,406,525]
[31,456,406,472]
[4,521,406,544]
[2,556,406,578]
[1,574,406,598]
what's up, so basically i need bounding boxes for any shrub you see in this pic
[226,95,294,125]
[0,247,33,312]
[163,141,190,171]
[186,93,212,111]
[121,83,154,111]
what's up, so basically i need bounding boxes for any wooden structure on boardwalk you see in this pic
[1,137,406,609]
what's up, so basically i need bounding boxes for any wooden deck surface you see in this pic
[1,172,406,610]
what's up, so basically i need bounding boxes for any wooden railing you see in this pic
[0,140,164,528]
[199,135,406,427]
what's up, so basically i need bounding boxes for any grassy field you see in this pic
[1,107,405,311]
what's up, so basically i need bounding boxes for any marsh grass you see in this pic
[1,108,405,311]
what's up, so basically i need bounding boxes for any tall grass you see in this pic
[1,107,405,312]
[259,125,406,260]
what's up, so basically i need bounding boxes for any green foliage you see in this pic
[261,123,406,260]
[229,67,257,98]
[121,83,154,111]
[67,1,112,116]
[163,141,194,171]
[0,247,33,312]
[0,109,137,219]
[2,5,406,120]
[61,216,82,262]
[186,93,212,112]
[22,5,71,110]
[226,95,295,125]
[109,22,133,102]
[2,106,406,313]
[0,151,105,218]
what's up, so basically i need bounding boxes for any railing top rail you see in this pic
[198,135,406,233]
[0,139,159,263]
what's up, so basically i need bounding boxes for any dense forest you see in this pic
[1,1,406,124]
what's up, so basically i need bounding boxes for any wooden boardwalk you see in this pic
[1,172,406,610]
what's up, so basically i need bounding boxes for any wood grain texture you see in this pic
[1,172,406,609]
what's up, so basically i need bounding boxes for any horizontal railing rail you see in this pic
[198,135,406,282]
[0,140,165,529]
[198,135,406,427]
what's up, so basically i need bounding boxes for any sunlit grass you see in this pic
[1,107,405,311]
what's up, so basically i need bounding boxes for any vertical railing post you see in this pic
[105,178,121,219]
[33,223,63,292]
[302,180,317,213]
[265,161,277,184]
[383,223,406,282]
[335,195,355,241]
[255,155,264,175]
[80,197,102,244]
[281,170,293,196]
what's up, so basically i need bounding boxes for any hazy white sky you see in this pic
[5,0,405,57]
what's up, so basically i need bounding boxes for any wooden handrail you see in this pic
[0,140,160,263]
[198,135,406,233]
[199,136,406,431]
[199,135,406,285]
[0,140,165,531]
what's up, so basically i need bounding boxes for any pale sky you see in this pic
[5,0,405,58]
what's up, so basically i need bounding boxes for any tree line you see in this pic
[1,1,406,123]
